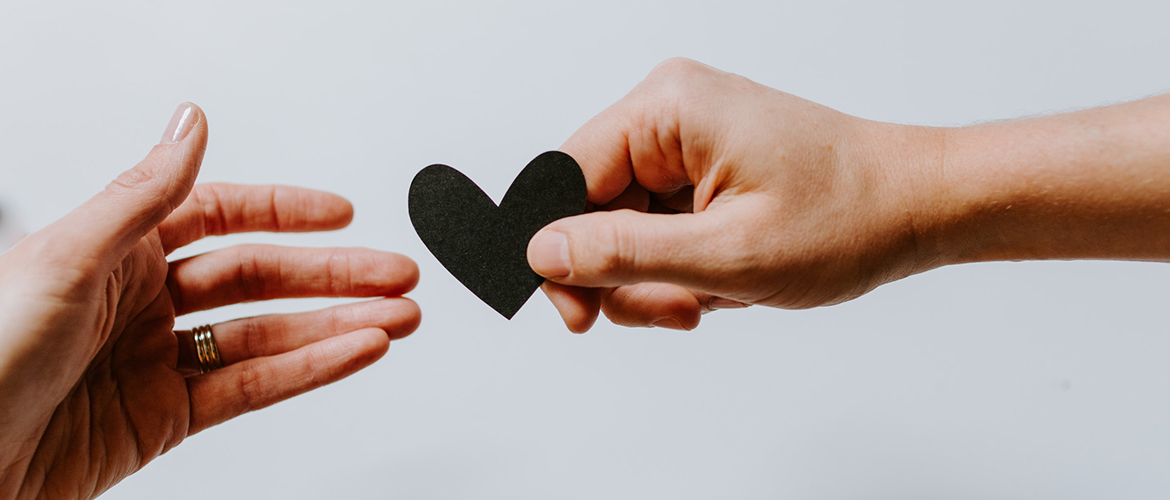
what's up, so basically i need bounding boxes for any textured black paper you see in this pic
[408,151,587,319]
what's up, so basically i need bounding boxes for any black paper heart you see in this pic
[408,151,587,319]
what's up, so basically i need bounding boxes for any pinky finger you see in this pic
[600,283,751,330]
[186,327,389,435]
[601,282,703,330]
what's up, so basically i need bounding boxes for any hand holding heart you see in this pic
[528,57,1170,333]
[524,58,941,332]
[6,57,1170,499]
[409,152,585,319]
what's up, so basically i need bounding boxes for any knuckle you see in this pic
[234,247,269,299]
[195,185,228,236]
[646,58,708,98]
[332,304,359,332]
[587,215,635,279]
[650,57,706,79]
[267,185,289,231]
[299,349,328,388]
[326,251,355,295]
[109,163,158,191]
[107,164,170,210]
[235,363,266,413]
[241,318,268,359]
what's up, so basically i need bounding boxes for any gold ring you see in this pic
[192,324,223,374]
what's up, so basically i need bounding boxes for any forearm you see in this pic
[916,94,1170,265]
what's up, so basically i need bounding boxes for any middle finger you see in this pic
[167,245,419,315]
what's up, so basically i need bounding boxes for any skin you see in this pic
[3,61,1166,496]
[0,104,421,499]
[528,58,1170,332]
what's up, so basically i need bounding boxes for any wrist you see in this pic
[905,119,1049,268]
[884,117,1100,269]
[927,122,1023,266]
[850,119,952,276]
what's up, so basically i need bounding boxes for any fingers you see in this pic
[168,246,419,315]
[38,103,207,269]
[597,182,651,212]
[176,298,420,374]
[215,299,420,363]
[186,327,389,435]
[560,57,725,205]
[540,282,601,334]
[559,98,638,205]
[600,283,703,330]
[542,281,751,332]
[602,284,750,329]
[158,184,354,254]
[528,207,752,291]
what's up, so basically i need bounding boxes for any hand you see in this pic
[0,104,421,499]
[527,58,943,332]
[529,58,1170,333]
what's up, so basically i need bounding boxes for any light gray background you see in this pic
[2,0,1170,498]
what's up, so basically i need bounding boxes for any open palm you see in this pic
[0,104,421,499]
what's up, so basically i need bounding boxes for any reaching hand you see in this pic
[527,58,942,332]
[0,104,421,499]
[529,58,1170,332]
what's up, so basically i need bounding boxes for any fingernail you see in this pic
[529,230,571,278]
[160,102,197,145]
[651,318,686,330]
[710,297,750,310]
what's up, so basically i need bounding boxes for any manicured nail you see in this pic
[529,230,571,278]
[710,297,750,310]
[652,318,686,330]
[160,102,196,145]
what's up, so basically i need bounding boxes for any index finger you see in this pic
[158,183,354,254]
[560,58,723,206]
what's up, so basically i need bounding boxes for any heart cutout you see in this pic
[408,151,587,319]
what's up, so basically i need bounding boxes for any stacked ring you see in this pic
[192,324,223,374]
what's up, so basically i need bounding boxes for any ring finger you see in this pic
[176,297,421,375]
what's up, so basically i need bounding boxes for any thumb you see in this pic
[43,103,207,267]
[527,208,750,291]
